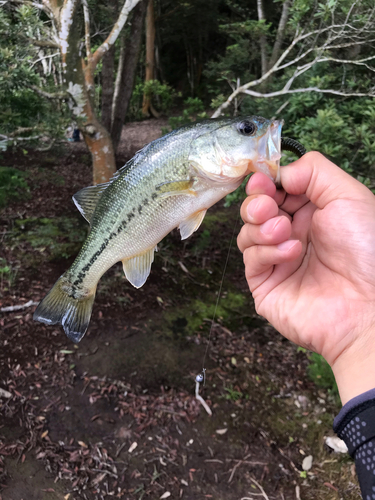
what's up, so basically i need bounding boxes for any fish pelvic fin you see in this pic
[122,246,157,289]
[33,275,96,343]
[179,209,207,240]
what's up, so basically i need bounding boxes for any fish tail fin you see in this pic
[33,275,96,343]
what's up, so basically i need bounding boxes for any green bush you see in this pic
[168,97,208,131]
[128,79,179,120]
[307,352,339,399]
[0,166,29,208]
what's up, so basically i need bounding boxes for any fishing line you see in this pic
[195,211,240,415]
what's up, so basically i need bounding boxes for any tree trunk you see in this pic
[100,0,118,132]
[142,0,155,116]
[257,0,268,77]
[101,45,116,132]
[269,0,291,70]
[44,0,142,185]
[111,0,148,152]
[61,4,117,184]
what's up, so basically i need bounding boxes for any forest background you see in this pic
[1,0,375,186]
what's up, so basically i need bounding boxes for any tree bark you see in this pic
[142,0,155,116]
[111,0,148,152]
[100,0,119,132]
[269,0,291,70]
[101,45,116,132]
[257,0,268,76]
[42,0,141,184]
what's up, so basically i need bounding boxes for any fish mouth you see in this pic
[254,119,283,185]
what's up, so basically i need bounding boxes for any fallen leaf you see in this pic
[216,428,228,435]
[324,436,348,454]
[0,388,12,398]
[92,472,106,486]
[128,442,137,453]
[160,492,171,499]
[302,455,313,471]
[78,441,87,448]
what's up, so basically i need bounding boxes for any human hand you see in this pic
[237,152,375,404]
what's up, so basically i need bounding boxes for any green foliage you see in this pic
[163,291,245,338]
[0,167,29,208]
[11,217,87,260]
[167,97,208,131]
[223,385,243,401]
[0,257,17,291]
[0,5,68,149]
[307,352,339,399]
[128,79,179,120]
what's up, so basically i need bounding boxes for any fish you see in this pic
[33,116,283,343]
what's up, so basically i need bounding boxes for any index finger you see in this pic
[280,151,372,208]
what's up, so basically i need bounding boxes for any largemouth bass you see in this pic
[34,116,283,342]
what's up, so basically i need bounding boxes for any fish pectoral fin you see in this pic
[122,246,157,289]
[73,182,110,224]
[155,179,197,198]
[179,209,207,240]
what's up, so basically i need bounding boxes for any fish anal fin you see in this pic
[122,246,156,289]
[156,179,197,198]
[73,182,110,224]
[179,209,207,240]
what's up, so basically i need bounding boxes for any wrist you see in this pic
[331,338,375,406]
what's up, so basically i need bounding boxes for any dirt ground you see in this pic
[0,120,360,500]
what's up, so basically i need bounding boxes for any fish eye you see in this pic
[237,120,256,136]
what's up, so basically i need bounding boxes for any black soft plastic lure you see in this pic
[281,137,306,158]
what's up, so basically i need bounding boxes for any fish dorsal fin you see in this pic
[73,182,110,224]
[179,209,207,240]
[122,246,157,289]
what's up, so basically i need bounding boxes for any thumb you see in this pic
[280,151,371,208]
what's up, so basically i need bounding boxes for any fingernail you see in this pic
[277,240,298,252]
[247,198,260,220]
[260,218,280,235]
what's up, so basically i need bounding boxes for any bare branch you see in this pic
[30,84,69,99]
[242,87,374,99]
[30,51,60,69]
[29,38,60,49]
[212,9,375,119]
[81,0,92,61]
[91,0,142,69]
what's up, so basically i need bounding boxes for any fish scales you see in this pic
[34,116,284,342]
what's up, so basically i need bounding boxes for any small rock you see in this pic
[302,455,313,471]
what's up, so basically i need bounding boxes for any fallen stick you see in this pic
[0,300,38,313]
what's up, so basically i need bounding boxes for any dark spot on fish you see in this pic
[138,204,143,214]
[127,211,135,222]
[151,192,157,200]
[72,239,110,287]
[143,198,149,206]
